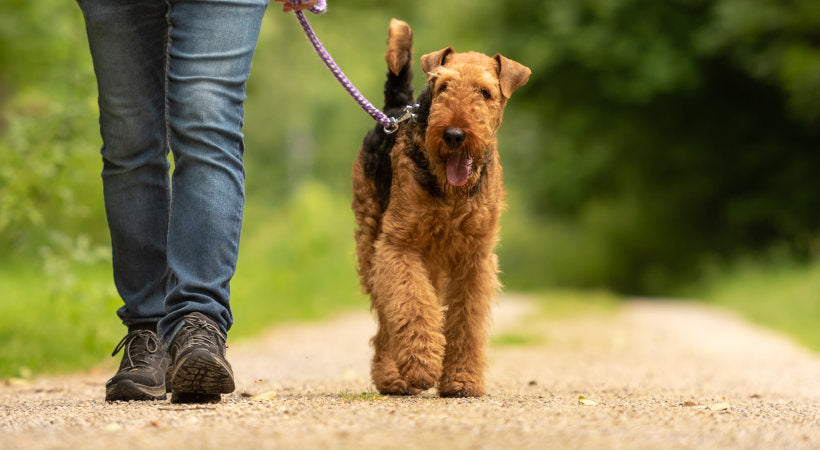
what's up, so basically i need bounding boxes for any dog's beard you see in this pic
[427,132,487,190]
[423,117,494,194]
[444,147,494,201]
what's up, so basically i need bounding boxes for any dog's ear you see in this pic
[421,47,454,76]
[493,54,531,98]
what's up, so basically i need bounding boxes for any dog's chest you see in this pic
[421,203,497,248]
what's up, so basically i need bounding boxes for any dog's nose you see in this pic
[443,127,466,149]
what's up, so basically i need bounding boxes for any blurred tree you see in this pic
[489,0,820,292]
[3,0,819,295]
[0,1,106,258]
[242,0,497,199]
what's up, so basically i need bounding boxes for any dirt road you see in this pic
[1,297,818,449]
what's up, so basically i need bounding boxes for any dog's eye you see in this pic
[480,89,492,100]
[438,83,448,94]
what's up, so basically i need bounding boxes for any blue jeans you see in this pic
[77,0,268,345]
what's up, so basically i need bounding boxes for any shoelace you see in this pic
[111,330,161,369]
[181,316,226,350]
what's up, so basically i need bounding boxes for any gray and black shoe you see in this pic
[168,312,235,403]
[105,326,170,401]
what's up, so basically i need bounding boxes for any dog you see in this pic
[351,19,530,397]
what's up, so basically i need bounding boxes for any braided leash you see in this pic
[292,0,413,134]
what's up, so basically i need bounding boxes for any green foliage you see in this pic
[490,290,620,348]
[534,289,622,320]
[2,0,819,375]
[0,263,122,378]
[20,0,820,295]
[243,0,498,200]
[230,182,367,339]
[490,0,820,292]
[0,0,106,258]
[0,184,365,378]
[0,1,115,376]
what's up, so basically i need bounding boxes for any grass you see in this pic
[229,182,367,340]
[0,180,623,378]
[693,259,820,352]
[0,263,123,379]
[490,333,544,347]
[3,180,816,379]
[534,289,622,320]
[0,181,367,379]
[490,289,622,348]
[338,390,383,402]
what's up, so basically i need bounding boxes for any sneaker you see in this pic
[105,327,170,401]
[168,312,235,403]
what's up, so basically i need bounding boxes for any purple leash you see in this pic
[293,0,413,134]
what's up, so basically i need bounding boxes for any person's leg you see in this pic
[158,0,268,344]
[78,0,172,327]
[76,0,172,401]
[159,0,268,401]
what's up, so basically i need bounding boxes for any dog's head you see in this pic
[419,48,530,191]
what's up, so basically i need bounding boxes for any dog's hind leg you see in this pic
[352,154,383,293]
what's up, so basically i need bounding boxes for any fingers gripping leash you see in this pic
[291,1,415,134]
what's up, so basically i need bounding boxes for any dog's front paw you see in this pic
[397,355,443,391]
[375,379,422,396]
[372,357,421,396]
[438,376,485,398]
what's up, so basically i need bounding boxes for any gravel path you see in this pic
[1,296,818,449]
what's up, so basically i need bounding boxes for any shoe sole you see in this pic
[105,379,167,402]
[170,348,235,403]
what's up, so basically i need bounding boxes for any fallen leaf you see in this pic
[250,391,277,401]
[682,401,698,407]
[578,395,598,406]
[6,378,29,387]
[709,402,730,411]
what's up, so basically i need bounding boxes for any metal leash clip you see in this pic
[384,104,419,134]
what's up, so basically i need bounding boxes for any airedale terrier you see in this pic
[352,19,530,397]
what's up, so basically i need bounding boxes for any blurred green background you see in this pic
[1,0,819,378]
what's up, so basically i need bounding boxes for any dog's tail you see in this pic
[383,19,414,113]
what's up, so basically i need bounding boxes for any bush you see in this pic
[490,0,820,292]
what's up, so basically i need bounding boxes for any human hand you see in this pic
[275,0,319,13]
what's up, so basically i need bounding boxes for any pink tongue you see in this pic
[446,153,473,186]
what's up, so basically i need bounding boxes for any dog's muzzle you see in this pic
[443,127,466,149]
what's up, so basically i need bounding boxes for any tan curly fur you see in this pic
[352,19,531,397]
